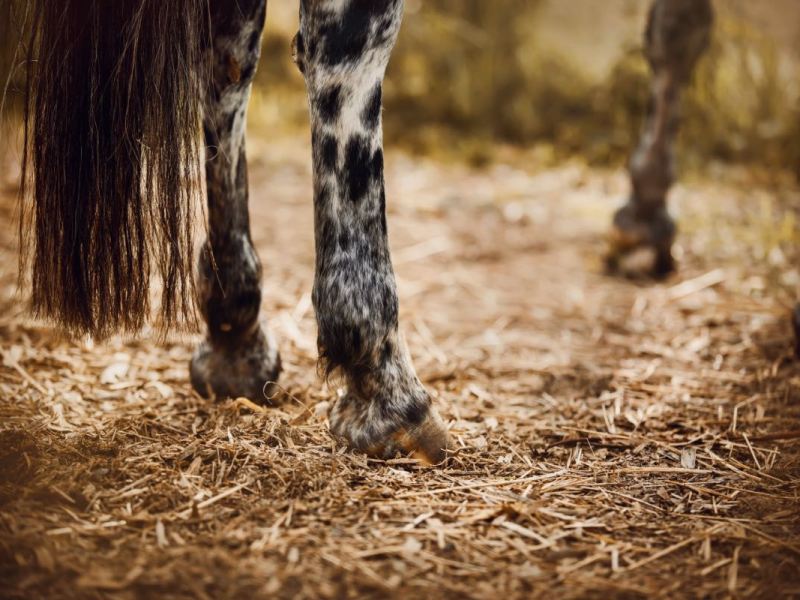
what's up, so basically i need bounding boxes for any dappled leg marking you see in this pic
[191,0,281,402]
[297,0,450,464]
[608,0,713,278]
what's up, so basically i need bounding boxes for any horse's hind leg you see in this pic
[608,0,713,277]
[294,0,450,464]
[191,0,281,402]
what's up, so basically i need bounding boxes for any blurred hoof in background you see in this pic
[793,304,800,358]
[606,201,676,280]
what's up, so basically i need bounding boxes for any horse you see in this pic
[16,0,713,465]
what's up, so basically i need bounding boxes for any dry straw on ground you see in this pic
[0,140,799,598]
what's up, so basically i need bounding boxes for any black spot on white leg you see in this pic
[343,135,372,204]
[316,182,332,211]
[361,84,382,129]
[316,85,343,122]
[378,188,387,234]
[370,148,384,181]
[321,135,339,172]
[318,3,378,66]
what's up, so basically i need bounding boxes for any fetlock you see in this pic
[327,333,451,465]
[191,237,281,402]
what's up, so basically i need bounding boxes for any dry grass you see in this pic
[0,138,799,598]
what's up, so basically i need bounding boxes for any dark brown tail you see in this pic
[20,0,209,338]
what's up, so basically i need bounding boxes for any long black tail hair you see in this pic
[19,0,209,338]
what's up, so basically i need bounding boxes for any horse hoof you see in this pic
[390,408,452,466]
[330,392,451,466]
[190,325,281,403]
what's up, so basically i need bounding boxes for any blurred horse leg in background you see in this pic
[191,0,283,401]
[294,0,450,464]
[607,0,714,278]
[793,305,800,357]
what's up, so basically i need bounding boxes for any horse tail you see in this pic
[20,0,209,338]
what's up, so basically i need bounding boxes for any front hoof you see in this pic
[190,325,281,403]
[391,409,452,466]
[330,396,451,466]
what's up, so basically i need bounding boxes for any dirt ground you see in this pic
[0,137,799,599]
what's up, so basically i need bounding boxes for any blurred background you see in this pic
[254,0,800,177]
[2,0,798,175]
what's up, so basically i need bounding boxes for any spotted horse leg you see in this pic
[190,0,282,402]
[608,0,714,278]
[293,0,450,464]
